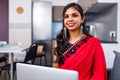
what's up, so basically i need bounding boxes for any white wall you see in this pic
[34,0,78,6]
[9,0,32,61]
[9,0,32,47]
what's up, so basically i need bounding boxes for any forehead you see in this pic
[65,7,80,14]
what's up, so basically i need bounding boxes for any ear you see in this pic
[81,16,85,23]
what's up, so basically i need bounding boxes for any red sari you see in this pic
[60,36,107,80]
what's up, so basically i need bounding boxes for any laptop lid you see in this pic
[16,63,78,80]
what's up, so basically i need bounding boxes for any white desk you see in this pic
[0,44,26,80]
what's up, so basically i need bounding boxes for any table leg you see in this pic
[10,53,14,80]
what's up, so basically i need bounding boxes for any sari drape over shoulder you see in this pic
[60,36,107,80]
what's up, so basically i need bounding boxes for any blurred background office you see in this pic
[0,0,120,69]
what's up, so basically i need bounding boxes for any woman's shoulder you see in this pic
[88,36,101,43]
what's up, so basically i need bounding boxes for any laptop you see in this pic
[16,63,78,80]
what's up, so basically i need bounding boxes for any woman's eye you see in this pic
[64,15,69,18]
[64,13,78,19]
[72,14,78,17]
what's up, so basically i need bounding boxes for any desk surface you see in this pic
[0,44,27,53]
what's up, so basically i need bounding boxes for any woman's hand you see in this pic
[53,54,59,68]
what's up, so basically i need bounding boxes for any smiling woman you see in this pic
[53,3,107,80]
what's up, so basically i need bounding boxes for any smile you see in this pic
[67,22,75,27]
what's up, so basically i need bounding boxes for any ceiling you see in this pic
[85,3,117,21]
[32,0,78,6]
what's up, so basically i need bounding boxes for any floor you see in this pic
[0,71,16,80]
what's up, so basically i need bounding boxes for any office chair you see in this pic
[35,42,47,66]
[0,42,38,79]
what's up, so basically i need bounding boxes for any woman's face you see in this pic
[64,6,85,31]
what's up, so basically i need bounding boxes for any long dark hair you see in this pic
[55,3,90,64]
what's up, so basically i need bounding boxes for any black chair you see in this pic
[0,42,38,79]
[36,44,47,66]
[24,42,38,64]
[34,40,47,66]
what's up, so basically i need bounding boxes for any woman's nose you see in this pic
[68,16,73,21]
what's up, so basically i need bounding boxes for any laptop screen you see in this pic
[16,63,78,80]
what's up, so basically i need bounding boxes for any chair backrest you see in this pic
[36,40,47,56]
[36,45,44,56]
[109,50,120,80]
[24,43,38,63]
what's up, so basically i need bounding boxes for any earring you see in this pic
[80,25,83,36]
[64,27,67,38]
[80,25,83,31]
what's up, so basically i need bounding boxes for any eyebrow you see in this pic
[65,12,79,15]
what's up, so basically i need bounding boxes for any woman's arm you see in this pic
[53,54,59,68]
[52,39,59,68]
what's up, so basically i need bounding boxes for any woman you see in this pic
[53,3,107,80]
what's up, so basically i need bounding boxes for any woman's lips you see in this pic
[67,22,75,27]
